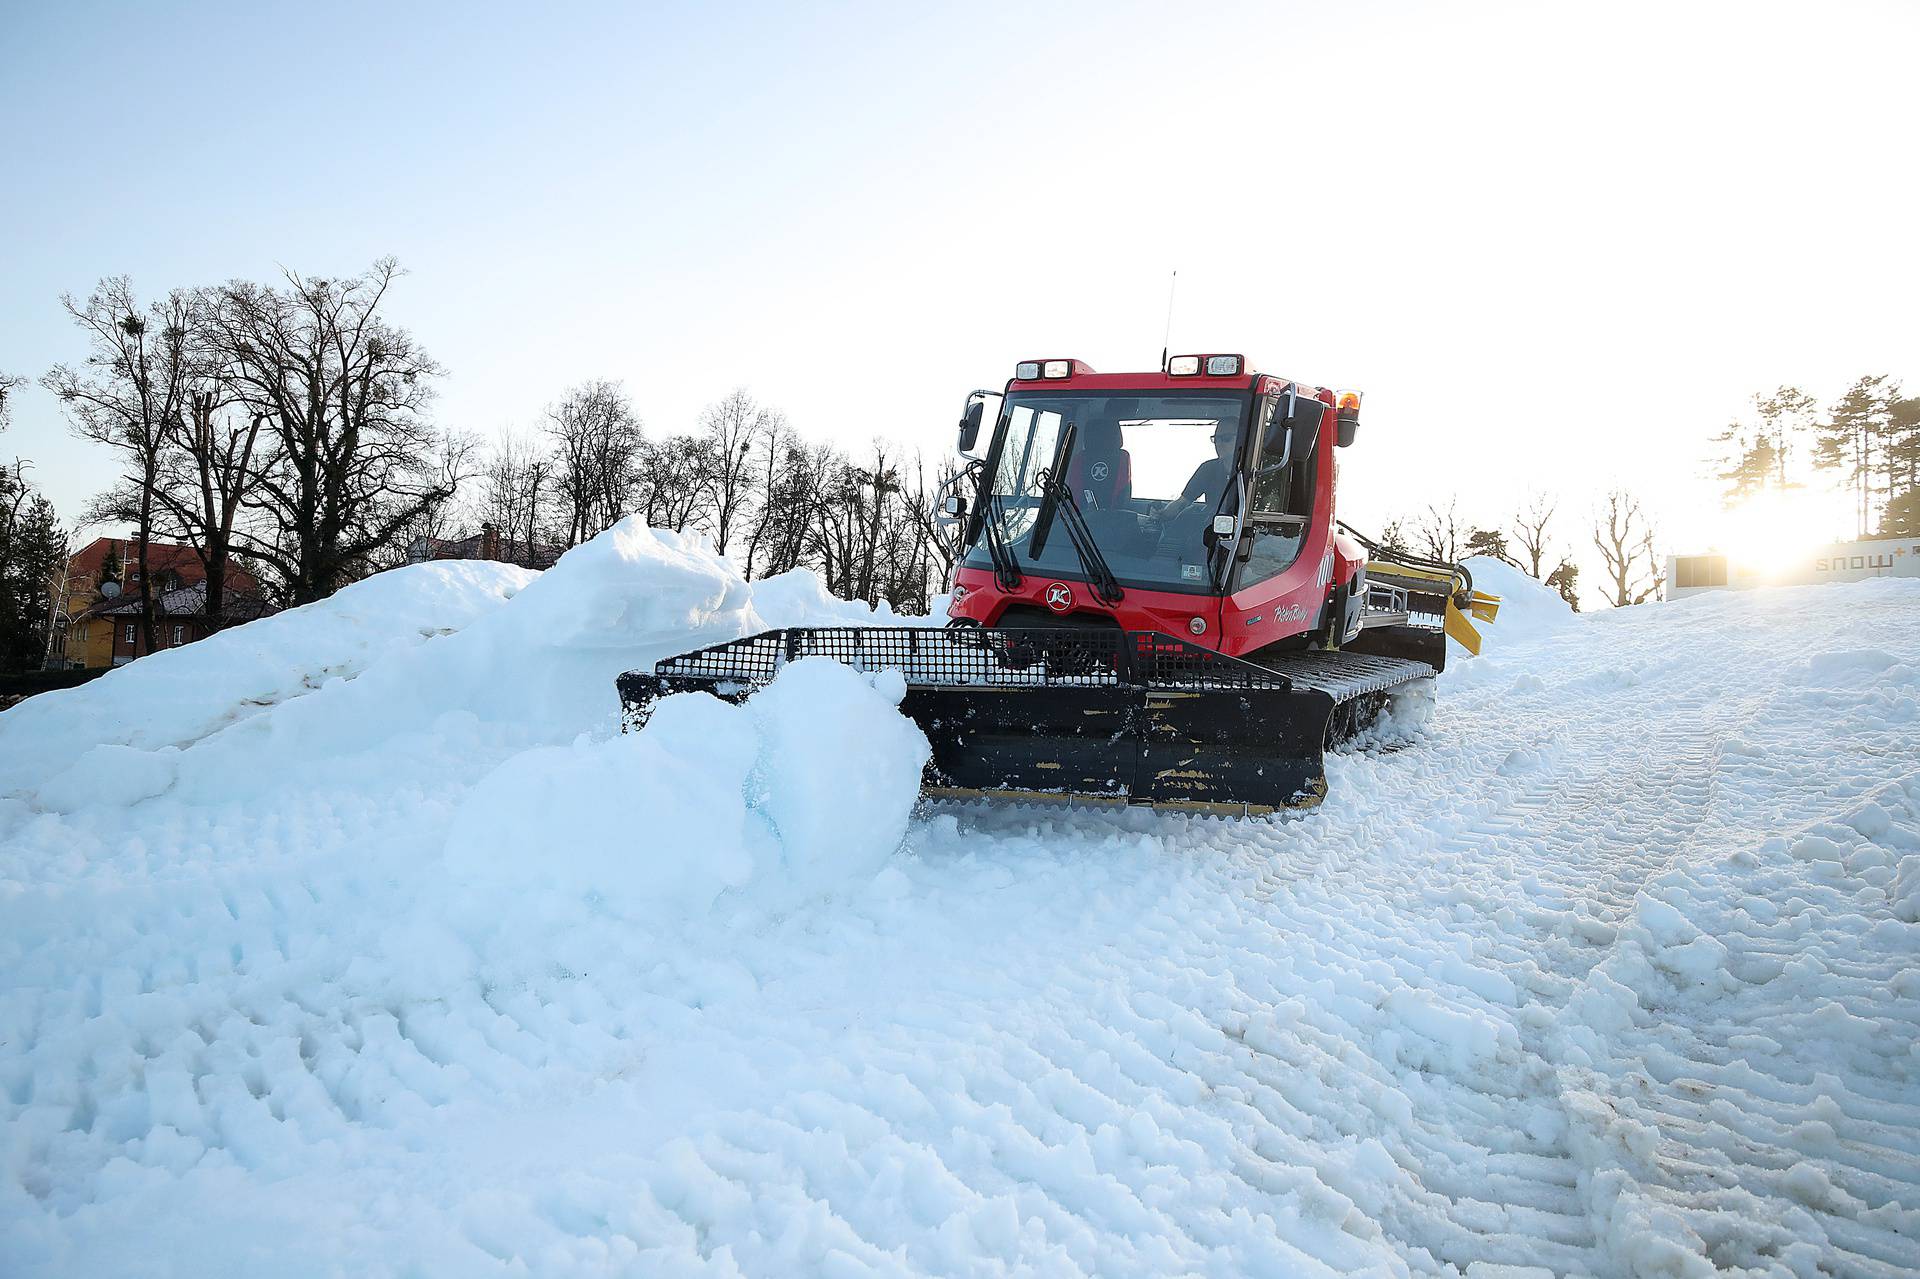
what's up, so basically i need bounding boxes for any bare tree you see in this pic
[901,451,965,587]
[478,429,553,566]
[0,373,22,428]
[850,441,902,606]
[639,434,715,534]
[44,279,195,651]
[547,381,643,544]
[1414,497,1466,564]
[696,388,777,559]
[1509,492,1559,579]
[208,258,468,603]
[1592,490,1663,606]
[747,431,833,578]
[1374,519,1412,556]
[145,327,269,627]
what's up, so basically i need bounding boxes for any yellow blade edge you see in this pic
[1444,599,1484,655]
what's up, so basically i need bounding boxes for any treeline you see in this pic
[463,381,959,613]
[1375,486,1673,612]
[1711,377,1920,537]
[8,258,958,672]
[29,261,467,658]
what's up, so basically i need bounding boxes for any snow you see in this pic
[3,528,1918,1278]
[444,657,929,924]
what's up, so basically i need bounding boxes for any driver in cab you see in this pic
[1151,422,1237,548]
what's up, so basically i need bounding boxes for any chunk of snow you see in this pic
[747,658,931,900]
[443,656,928,926]
[37,744,178,812]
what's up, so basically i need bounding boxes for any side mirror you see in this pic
[1288,399,1325,461]
[957,395,986,456]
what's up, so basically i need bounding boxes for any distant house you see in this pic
[406,523,563,570]
[54,537,276,669]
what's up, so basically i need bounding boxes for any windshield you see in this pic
[963,391,1249,595]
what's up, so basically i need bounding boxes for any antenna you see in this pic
[1159,270,1178,373]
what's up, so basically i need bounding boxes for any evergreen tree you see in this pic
[1752,385,1815,489]
[1545,559,1581,612]
[1710,385,1814,507]
[1711,427,1776,506]
[0,489,65,670]
[1464,528,1516,565]
[1879,488,1920,539]
[1882,395,1919,513]
[1813,375,1894,536]
[97,542,122,588]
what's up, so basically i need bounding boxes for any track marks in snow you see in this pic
[4,574,1920,1276]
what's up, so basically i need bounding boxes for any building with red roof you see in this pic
[53,537,275,669]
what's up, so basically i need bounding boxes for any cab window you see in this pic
[1240,393,1324,583]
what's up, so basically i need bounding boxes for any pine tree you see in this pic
[0,476,67,671]
[1813,375,1894,537]
[1464,528,1516,565]
[1880,488,1920,539]
[1545,559,1581,612]
[1881,395,1918,518]
[1710,386,1814,507]
[1712,429,1776,507]
[1752,385,1815,489]
[97,542,122,589]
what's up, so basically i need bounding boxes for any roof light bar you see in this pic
[1015,359,1082,380]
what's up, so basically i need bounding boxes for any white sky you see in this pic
[4,0,1915,601]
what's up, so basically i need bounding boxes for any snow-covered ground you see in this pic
[3,529,1917,1278]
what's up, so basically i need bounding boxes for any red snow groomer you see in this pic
[619,355,1498,814]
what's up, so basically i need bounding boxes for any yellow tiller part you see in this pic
[1443,598,1484,655]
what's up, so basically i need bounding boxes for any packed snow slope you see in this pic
[3,532,1918,1279]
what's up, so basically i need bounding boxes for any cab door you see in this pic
[1227,391,1332,641]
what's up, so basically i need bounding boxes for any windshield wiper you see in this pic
[1029,422,1123,605]
[1052,478,1125,605]
[982,492,1023,591]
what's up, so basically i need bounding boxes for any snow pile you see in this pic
[0,560,534,800]
[446,659,929,923]
[1458,554,1575,645]
[0,521,878,824]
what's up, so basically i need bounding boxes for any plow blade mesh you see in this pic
[616,627,1431,814]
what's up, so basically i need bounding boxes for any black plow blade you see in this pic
[616,627,1435,816]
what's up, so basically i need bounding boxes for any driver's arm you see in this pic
[1159,462,1215,524]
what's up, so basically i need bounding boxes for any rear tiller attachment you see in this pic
[616,627,1432,814]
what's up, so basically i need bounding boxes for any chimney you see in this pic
[481,522,501,561]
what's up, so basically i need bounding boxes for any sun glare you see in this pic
[1714,491,1833,578]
